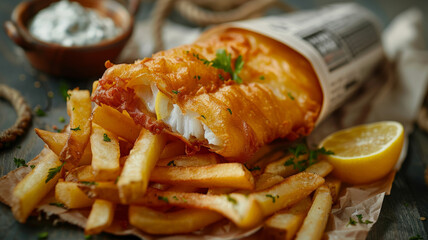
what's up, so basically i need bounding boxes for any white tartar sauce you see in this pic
[29,0,121,46]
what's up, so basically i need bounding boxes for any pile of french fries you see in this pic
[11,88,341,239]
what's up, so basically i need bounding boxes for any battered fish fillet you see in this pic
[91,28,323,161]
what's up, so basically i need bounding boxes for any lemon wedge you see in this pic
[155,91,171,120]
[319,121,404,185]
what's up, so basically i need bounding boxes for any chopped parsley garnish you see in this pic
[194,49,245,84]
[60,81,70,101]
[103,133,111,142]
[58,116,65,123]
[72,107,75,111]
[219,74,225,81]
[158,196,169,203]
[30,165,36,169]
[172,90,180,94]
[80,181,98,186]
[197,75,201,80]
[227,108,232,115]
[13,157,27,168]
[35,106,46,117]
[49,202,66,208]
[193,75,201,80]
[84,235,92,240]
[115,176,120,184]
[226,194,238,205]
[38,231,49,239]
[70,125,81,131]
[284,157,295,167]
[347,217,357,226]
[45,162,65,183]
[347,215,372,227]
[259,76,265,80]
[356,214,373,224]
[167,160,176,167]
[173,196,179,201]
[182,198,187,203]
[286,144,334,171]
[266,194,279,203]
[249,166,261,172]
[409,234,424,240]
[288,92,295,100]
[201,115,206,119]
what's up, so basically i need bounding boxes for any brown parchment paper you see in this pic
[1,6,428,240]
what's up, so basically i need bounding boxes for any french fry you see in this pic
[304,161,333,177]
[55,181,94,209]
[159,141,186,159]
[90,123,120,181]
[255,173,284,191]
[78,182,121,203]
[264,154,308,177]
[207,187,235,195]
[12,148,63,223]
[324,176,341,203]
[65,165,95,182]
[251,172,324,217]
[136,188,264,229]
[156,153,219,167]
[262,197,312,240]
[117,129,166,204]
[78,183,262,228]
[35,129,91,165]
[295,185,332,240]
[85,199,115,235]
[149,163,254,189]
[129,206,223,234]
[60,89,92,167]
[92,104,141,143]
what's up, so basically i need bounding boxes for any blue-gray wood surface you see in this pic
[1,0,427,239]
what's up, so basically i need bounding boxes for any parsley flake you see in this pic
[60,81,70,101]
[58,116,65,123]
[266,194,278,203]
[227,108,232,115]
[167,160,176,167]
[347,217,357,226]
[84,235,92,240]
[45,162,65,183]
[201,115,206,119]
[35,106,46,117]
[158,196,169,203]
[13,157,27,168]
[70,125,81,131]
[356,214,373,224]
[30,165,36,169]
[226,194,238,205]
[259,76,265,80]
[249,166,261,172]
[198,49,245,84]
[172,90,180,94]
[284,157,295,167]
[38,231,49,239]
[219,74,225,81]
[173,196,179,201]
[288,92,295,100]
[80,181,98,186]
[103,133,111,142]
[49,202,66,208]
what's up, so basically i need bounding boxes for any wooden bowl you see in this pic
[4,0,139,78]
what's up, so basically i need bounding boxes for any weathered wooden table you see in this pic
[1,0,427,239]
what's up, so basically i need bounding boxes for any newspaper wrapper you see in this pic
[1,3,427,240]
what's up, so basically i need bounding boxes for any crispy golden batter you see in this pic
[92,28,323,161]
